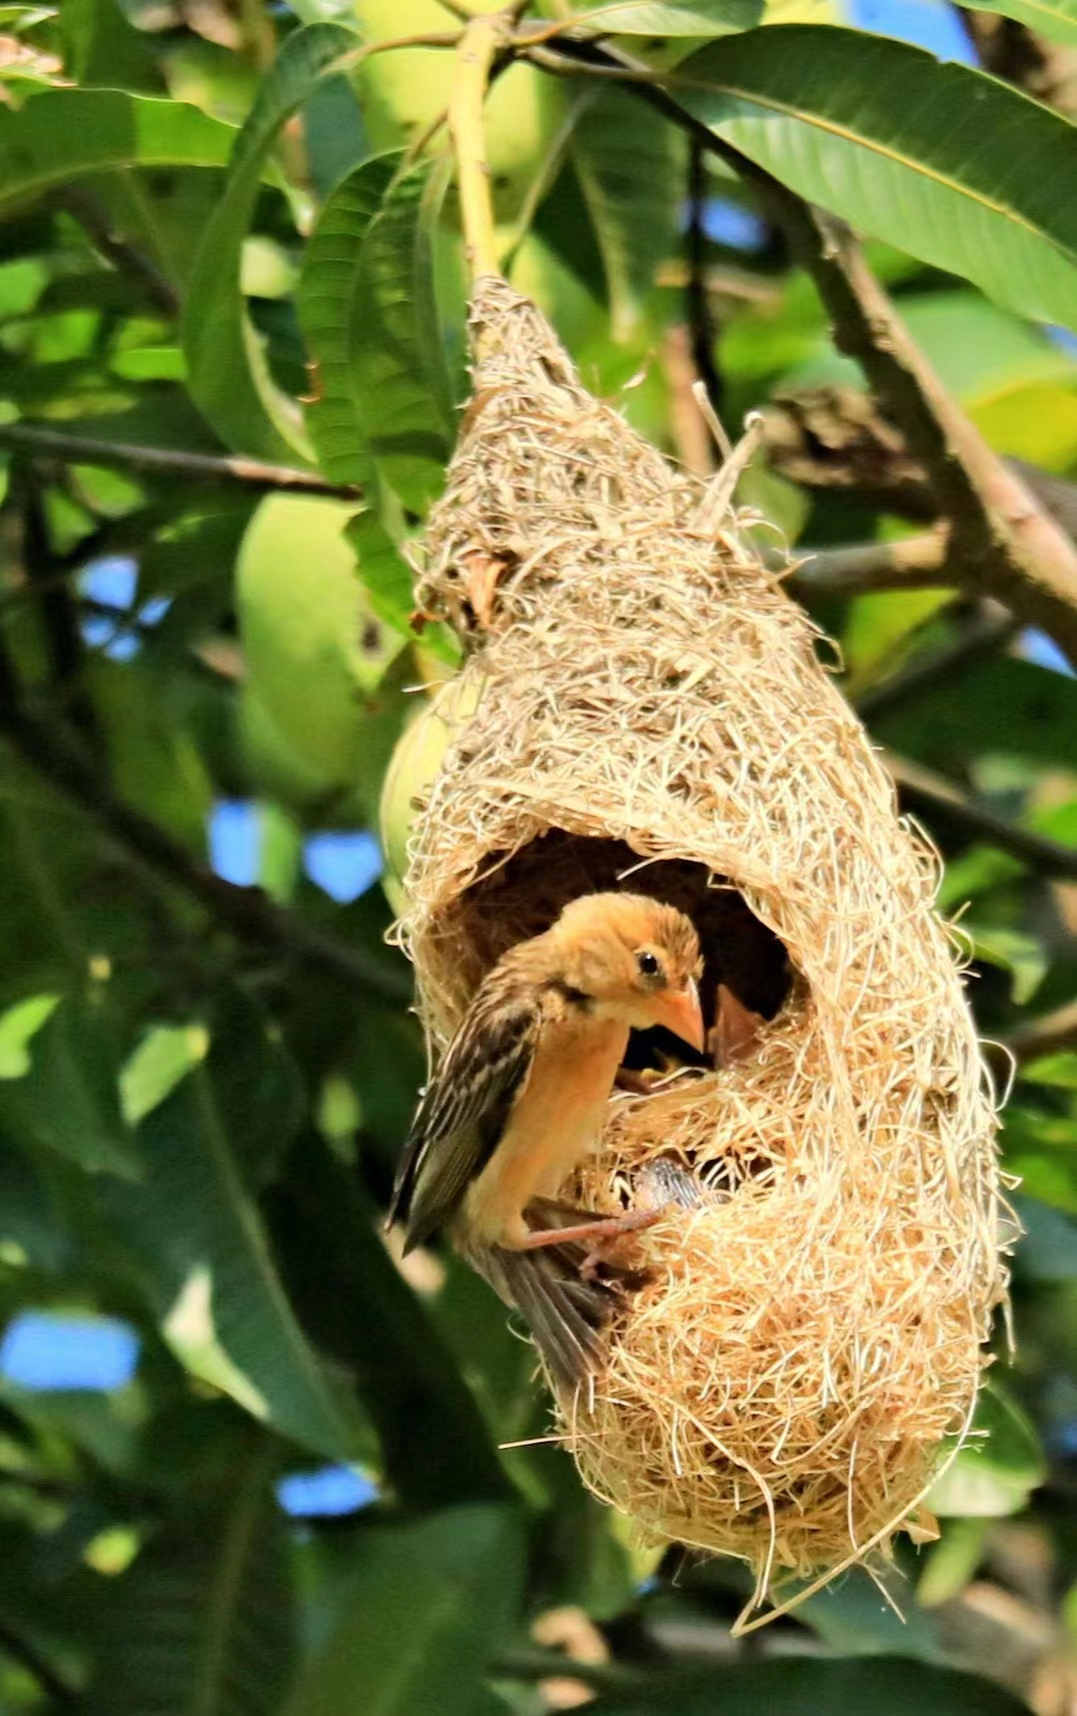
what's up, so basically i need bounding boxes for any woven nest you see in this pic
[396,277,1009,1623]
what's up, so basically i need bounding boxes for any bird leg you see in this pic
[517,1206,665,1283]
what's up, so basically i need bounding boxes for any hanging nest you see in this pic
[394,277,1010,1622]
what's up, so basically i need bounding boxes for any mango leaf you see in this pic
[1022,1051,1077,1089]
[183,21,360,464]
[675,26,1077,329]
[586,1657,1031,1715]
[874,657,1077,770]
[266,1135,510,1510]
[104,1025,364,1462]
[971,0,1077,46]
[297,151,400,487]
[0,88,236,213]
[1003,1103,1077,1212]
[94,1440,296,1716]
[569,84,681,340]
[351,157,456,513]
[0,994,140,1178]
[928,1380,1046,1517]
[282,1505,524,1716]
[572,0,762,32]
[60,0,164,92]
[965,924,1047,1004]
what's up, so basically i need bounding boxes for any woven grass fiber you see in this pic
[394,276,1010,1625]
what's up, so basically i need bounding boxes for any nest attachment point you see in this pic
[395,277,1010,1624]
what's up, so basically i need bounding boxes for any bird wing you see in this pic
[388,979,542,1252]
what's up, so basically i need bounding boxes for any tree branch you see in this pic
[523,36,1077,665]
[0,698,411,1005]
[884,750,1077,881]
[1004,998,1077,1066]
[0,422,361,499]
[784,529,951,596]
[854,604,1019,722]
[685,137,724,421]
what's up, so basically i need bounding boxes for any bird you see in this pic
[387,892,705,1383]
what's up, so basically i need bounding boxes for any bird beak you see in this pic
[651,978,705,1053]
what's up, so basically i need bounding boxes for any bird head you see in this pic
[551,892,705,1050]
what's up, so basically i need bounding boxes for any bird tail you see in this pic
[469,1240,616,1393]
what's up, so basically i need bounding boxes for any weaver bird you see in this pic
[387,892,704,1382]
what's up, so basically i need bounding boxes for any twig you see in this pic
[1005,998,1077,1066]
[884,750,1077,880]
[521,36,1077,666]
[854,604,1019,722]
[784,530,951,596]
[685,137,724,419]
[0,422,362,497]
[53,187,180,317]
[494,1648,647,1692]
[449,14,510,284]
[0,696,412,1005]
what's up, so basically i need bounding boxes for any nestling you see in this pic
[387,892,704,1376]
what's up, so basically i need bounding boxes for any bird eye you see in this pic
[636,950,661,978]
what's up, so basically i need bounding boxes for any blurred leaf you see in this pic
[916,1516,992,1608]
[0,992,58,1078]
[60,0,164,93]
[574,0,762,32]
[966,925,1048,1004]
[120,1021,209,1127]
[0,993,139,1178]
[95,1437,296,1715]
[928,1381,1046,1518]
[874,658,1077,770]
[970,0,1077,46]
[677,26,1077,328]
[183,21,360,463]
[297,150,399,488]
[105,1026,364,1461]
[1012,1195,1077,1280]
[352,157,455,513]
[267,1134,511,1509]
[1022,1052,1077,1089]
[0,88,237,212]
[282,1504,524,1716]
[568,86,680,340]
[587,1656,1031,1714]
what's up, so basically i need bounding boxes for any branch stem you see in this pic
[0,422,361,497]
[449,14,508,284]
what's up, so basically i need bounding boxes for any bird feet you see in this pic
[517,1205,665,1282]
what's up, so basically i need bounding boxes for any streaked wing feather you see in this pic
[389,979,541,1249]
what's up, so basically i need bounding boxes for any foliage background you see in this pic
[0,0,1075,1711]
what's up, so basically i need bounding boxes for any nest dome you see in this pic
[395,278,1009,1623]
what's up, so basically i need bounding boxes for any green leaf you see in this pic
[183,21,360,464]
[267,1134,510,1509]
[928,1380,1046,1518]
[676,26,1077,328]
[95,1439,296,1716]
[345,508,415,641]
[965,923,1047,1004]
[297,151,400,488]
[0,994,140,1178]
[569,85,681,339]
[105,1026,363,1461]
[874,657,1077,769]
[970,0,1077,47]
[573,0,762,32]
[282,1505,524,1716]
[0,992,58,1078]
[0,89,236,213]
[59,0,164,93]
[586,1657,1031,1715]
[352,157,456,513]
[1021,1051,1077,1089]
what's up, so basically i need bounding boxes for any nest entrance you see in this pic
[437,828,791,1079]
